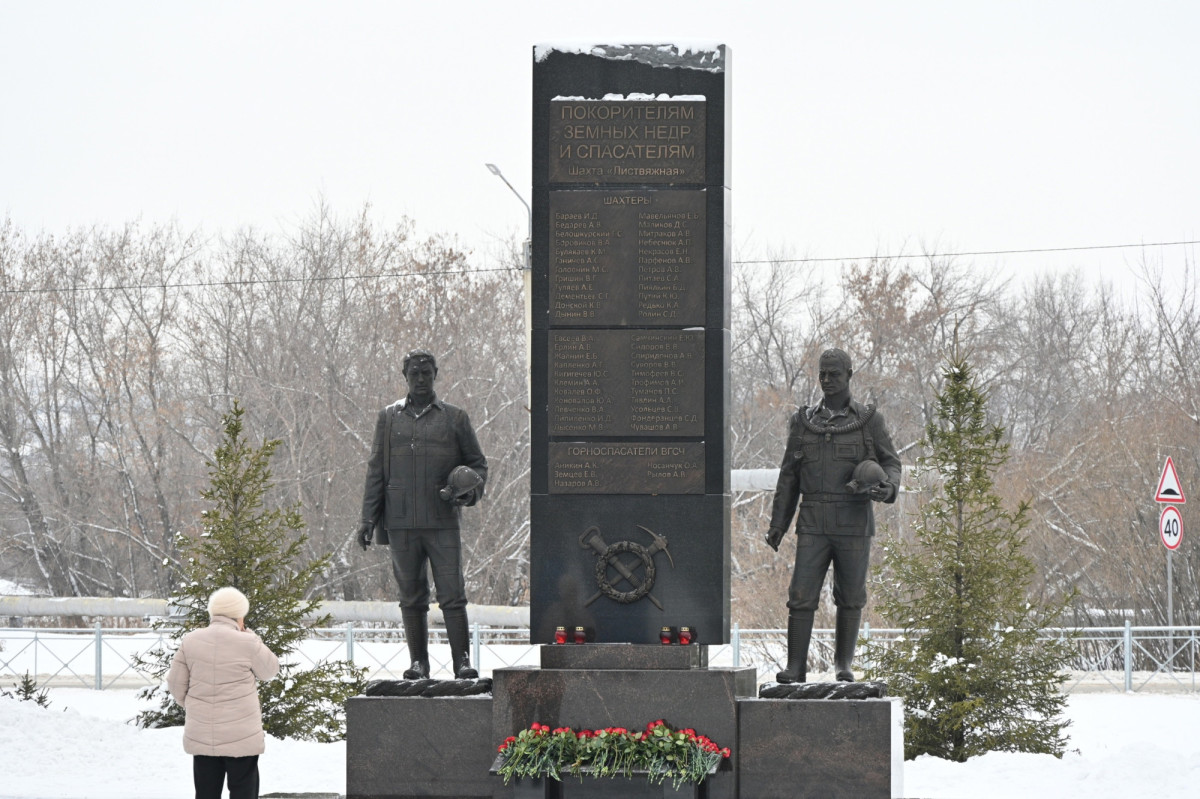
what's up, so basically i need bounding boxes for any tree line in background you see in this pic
[0,210,1195,631]
[0,207,529,612]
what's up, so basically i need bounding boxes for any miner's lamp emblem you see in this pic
[580,524,674,611]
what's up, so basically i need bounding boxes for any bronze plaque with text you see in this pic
[549,329,704,437]
[549,100,706,184]
[550,190,705,327]
[549,442,705,494]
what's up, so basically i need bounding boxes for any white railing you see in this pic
[0,622,1195,693]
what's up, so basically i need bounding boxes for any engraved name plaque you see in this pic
[550,190,705,327]
[549,442,705,494]
[548,329,704,438]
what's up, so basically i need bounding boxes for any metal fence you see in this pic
[1,622,1196,693]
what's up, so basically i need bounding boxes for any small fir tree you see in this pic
[865,351,1072,761]
[1,672,52,707]
[134,402,366,741]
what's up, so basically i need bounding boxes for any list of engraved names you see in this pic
[550,190,705,326]
[549,330,704,438]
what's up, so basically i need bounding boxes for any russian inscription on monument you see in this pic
[548,99,707,184]
[551,190,706,326]
[548,329,704,438]
[548,442,705,495]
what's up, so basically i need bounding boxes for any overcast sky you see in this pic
[2,1,1196,293]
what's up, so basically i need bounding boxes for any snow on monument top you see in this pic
[552,93,706,102]
[534,43,725,72]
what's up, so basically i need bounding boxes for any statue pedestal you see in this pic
[343,648,903,798]
[736,695,904,799]
[346,694,495,799]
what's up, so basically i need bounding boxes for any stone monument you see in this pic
[346,44,902,799]
[530,43,732,646]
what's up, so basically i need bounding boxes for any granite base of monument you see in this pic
[540,642,707,670]
[346,695,494,799]
[736,695,904,799]
[344,650,902,798]
[491,651,754,799]
[503,773,706,799]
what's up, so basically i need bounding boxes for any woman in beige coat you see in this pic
[169,586,280,799]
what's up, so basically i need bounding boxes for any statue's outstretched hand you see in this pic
[356,521,374,550]
[766,526,786,552]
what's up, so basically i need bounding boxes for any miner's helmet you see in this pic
[846,459,888,493]
[439,465,484,502]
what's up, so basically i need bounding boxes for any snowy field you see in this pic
[0,687,1196,798]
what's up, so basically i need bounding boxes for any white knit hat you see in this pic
[207,586,250,620]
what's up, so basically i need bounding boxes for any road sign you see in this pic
[1155,457,1186,504]
[1159,505,1183,550]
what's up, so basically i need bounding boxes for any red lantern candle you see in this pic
[554,626,567,645]
[573,626,587,644]
[660,626,673,645]
[679,626,694,645]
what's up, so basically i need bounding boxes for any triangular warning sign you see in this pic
[1156,457,1186,504]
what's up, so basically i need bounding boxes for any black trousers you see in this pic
[193,754,259,799]
[388,528,467,613]
[787,533,871,612]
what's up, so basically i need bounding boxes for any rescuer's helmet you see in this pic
[846,460,888,493]
[439,465,484,503]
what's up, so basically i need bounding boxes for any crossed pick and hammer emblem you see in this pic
[580,524,674,611]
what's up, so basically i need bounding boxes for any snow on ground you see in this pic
[0,578,35,595]
[904,693,1200,798]
[0,688,343,799]
[0,688,1196,798]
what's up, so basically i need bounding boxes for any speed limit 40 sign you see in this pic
[1160,505,1183,550]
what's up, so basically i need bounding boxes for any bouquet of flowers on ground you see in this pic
[496,718,731,788]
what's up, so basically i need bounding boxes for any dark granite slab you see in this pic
[529,44,732,648]
[528,493,731,644]
[346,695,494,799]
[492,666,753,799]
[499,773,702,798]
[540,643,708,670]
[736,697,903,799]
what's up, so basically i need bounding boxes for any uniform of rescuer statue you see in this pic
[356,349,488,680]
[766,348,902,683]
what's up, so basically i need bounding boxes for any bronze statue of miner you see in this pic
[356,349,488,680]
[766,348,901,683]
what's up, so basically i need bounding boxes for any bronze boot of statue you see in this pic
[401,609,430,679]
[776,610,813,683]
[834,608,862,682]
[444,609,479,680]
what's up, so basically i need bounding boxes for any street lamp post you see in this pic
[485,163,533,405]
[485,163,531,271]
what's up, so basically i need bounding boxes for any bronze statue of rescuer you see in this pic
[356,349,488,680]
[766,348,902,683]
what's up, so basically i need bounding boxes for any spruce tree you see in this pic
[134,401,366,741]
[2,672,52,707]
[865,351,1072,761]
